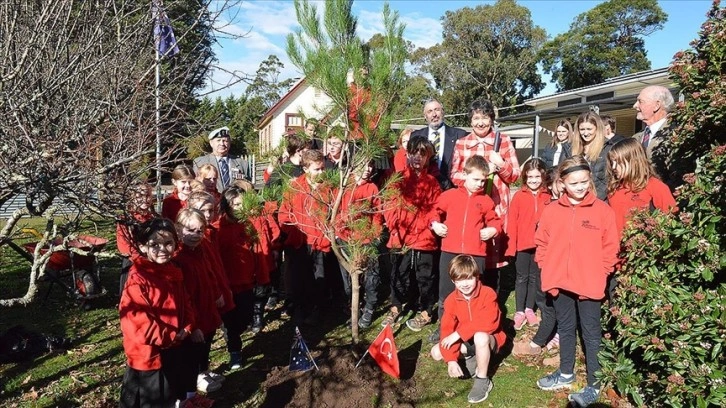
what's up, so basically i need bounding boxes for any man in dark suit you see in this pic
[410,99,467,190]
[632,86,677,189]
[193,126,250,193]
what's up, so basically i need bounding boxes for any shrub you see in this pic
[599,1,726,406]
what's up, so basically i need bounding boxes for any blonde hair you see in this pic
[571,112,606,163]
[190,180,206,193]
[448,254,481,281]
[171,164,195,181]
[187,191,216,208]
[463,155,489,176]
[175,208,207,229]
[397,128,413,150]
[558,155,596,195]
[197,164,218,179]
[607,138,655,196]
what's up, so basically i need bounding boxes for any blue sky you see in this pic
[205,0,714,99]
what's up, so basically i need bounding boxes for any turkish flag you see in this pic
[368,324,400,378]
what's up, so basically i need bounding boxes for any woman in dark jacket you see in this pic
[541,120,573,170]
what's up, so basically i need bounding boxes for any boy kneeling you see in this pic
[430,255,507,403]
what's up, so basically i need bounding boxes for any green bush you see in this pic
[599,2,726,406]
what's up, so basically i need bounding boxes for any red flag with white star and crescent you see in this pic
[368,324,400,378]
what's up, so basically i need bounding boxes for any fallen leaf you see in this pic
[22,375,31,385]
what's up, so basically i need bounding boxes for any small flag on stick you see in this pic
[364,324,400,378]
[153,1,179,57]
[289,326,318,372]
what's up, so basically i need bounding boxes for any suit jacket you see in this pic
[411,124,467,189]
[633,121,676,190]
[193,153,249,193]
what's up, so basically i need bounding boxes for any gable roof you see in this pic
[256,77,307,129]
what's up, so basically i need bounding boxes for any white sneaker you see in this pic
[197,373,222,393]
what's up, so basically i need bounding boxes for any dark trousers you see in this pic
[531,289,557,346]
[437,252,486,320]
[514,249,538,311]
[222,289,254,353]
[286,245,327,314]
[554,290,602,387]
[338,239,381,311]
[160,341,197,399]
[389,249,437,314]
[198,332,215,373]
[120,366,174,408]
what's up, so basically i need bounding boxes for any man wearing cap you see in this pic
[193,126,250,193]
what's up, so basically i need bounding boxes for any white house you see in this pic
[257,78,334,154]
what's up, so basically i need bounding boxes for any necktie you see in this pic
[642,126,652,149]
[219,157,230,188]
[432,130,441,156]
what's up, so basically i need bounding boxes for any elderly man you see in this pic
[193,126,249,193]
[633,85,676,188]
[410,99,467,190]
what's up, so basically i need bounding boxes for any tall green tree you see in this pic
[246,55,296,110]
[286,0,407,342]
[412,0,546,125]
[540,0,668,91]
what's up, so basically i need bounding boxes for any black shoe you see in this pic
[358,308,374,329]
[428,326,440,344]
[265,296,278,311]
[251,313,263,334]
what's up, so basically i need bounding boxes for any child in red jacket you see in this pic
[217,187,257,370]
[162,165,195,221]
[175,209,225,395]
[534,156,619,406]
[430,255,506,404]
[119,218,197,408]
[505,158,551,331]
[429,155,501,339]
[116,182,157,295]
[382,136,442,330]
[278,149,333,325]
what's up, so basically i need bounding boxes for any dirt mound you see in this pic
[257,345,417,407]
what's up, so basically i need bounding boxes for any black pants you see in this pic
[222,289,253,353]
[160,341,197,400]
[120,366,174,408]
[514,249,538,311]
[389,249,437,315]
[554,290,602,387]
[286,245,326,315]
[531,290,557,347]
[437,252,486,320]
[198,331,215,373]
[338,239,381,311]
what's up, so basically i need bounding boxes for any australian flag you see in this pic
[153,1,179,57]
[289,327,317,372]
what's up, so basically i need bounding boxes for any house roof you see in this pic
[499,67,676,123]
[256,77,307,129]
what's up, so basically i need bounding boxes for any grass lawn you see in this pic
[0,218,604,407]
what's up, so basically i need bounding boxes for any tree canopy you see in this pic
[540,0,668,91]
[412,0,546,125]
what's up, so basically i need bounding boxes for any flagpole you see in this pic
[354,349,369,369]
[155,39,162,213]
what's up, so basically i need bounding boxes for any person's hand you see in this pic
[480,227,498,241]
[431,222,448,237]
[175,329,189,343]
[216,295,225,308]
[447,361,464,378]
[190,329,205,343]
[488,151,505,168]
[441,332,461,349]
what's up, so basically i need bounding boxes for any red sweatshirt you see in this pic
[216,216,256,293]
[250,210,280,286]
[535,192,619,300]
[383,167,441,251]
[174,244,223,335]
[505,188,552,257]
[335,180,383,244]
[200,229,235,314]
[608,177,677,239]
[161,190,186,221]
[439,281,507,362]
[278,175,332,252]
[119,258,195,371]
[433,186,502,256]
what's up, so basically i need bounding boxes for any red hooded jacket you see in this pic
[505,188,552,257]
[433,186,502,256]
[535,192,619,300]
[608,177,677,239]
[335,180,383,244]
[216,216,256,293]
[174,244,223,335]
[440,281,507,362]
[119,257,195,371]
[200,228,235,314]
[383,167,441,251]
[278,175,332,252]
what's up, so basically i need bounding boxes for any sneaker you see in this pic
[229,351,242,370]
[197,373,222,393]
[464,355,478,378]
[380,306,401,327]
[358,308,374,329]
[525,308,539,327]
[467,376,493,403]
[568,386,600,407]
[265,296,278,311]
[251,313,263,334]
[537,369,574,391]
[406,311,432,332]
[546,333,560,350]
[428,327,440,344]
[513,311,526,330]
